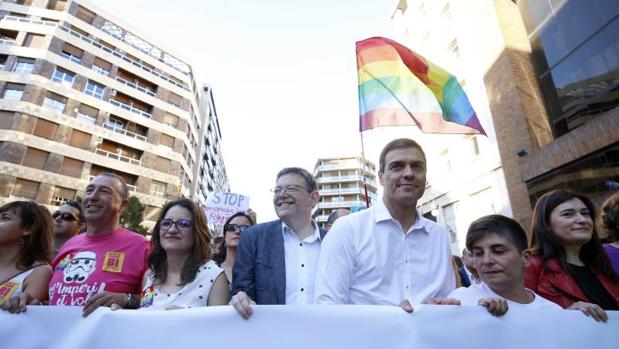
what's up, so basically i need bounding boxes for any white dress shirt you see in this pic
[449,282,561,310]
[282,221,321,305]
[314,199,455,305]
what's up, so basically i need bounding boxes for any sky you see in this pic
[98,0,406,221]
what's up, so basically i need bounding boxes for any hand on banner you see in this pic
[83,291,127,317]
[478,298,508,317]
[425,298,461,306]
[568,301,608,323]
[230,291,255,319]
[0,293,42,313]
[399,299,414,313]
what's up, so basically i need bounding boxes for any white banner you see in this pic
[1,305,617,349]
[204,192,250,234]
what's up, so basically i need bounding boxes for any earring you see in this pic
[19,236,25,247]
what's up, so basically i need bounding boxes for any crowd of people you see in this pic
[1,138,618,323]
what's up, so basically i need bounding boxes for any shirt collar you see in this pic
[374,199,430,235]
[281,220,322,242]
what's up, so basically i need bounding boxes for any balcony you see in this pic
[59,52,81,64]
[2,15,57,28]
[0,38,15,46]
[115,76,156,97]
[319,187,364,195]
[95,147,141,166]
[103,123,147,142]
[318,201,368,209]
[76,112,97,124]
[317,175,377,186]
[109,99,151,119]
[57,25,190,91]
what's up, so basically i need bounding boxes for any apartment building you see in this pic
[313,156,378,229]
[0,0,228,226]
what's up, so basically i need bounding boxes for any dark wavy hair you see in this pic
[212,211,254,265]
[530,190,617,281]
[148,198,212,286]
[0,201,52,267]
[598,192,619,243]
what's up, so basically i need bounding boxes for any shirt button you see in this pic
[299,243,303,247]
[301,288,304,292]
[405,286,409,289]
[301,264,305,267]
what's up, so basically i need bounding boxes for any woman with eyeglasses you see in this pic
[0,201,53,312]
[213,211,255,283]
[137,198,229,310]
[525,190,619,322]
[51,201,85,258]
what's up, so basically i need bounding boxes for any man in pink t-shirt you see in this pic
[48,173,149,316]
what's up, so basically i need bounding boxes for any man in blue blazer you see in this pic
[230,167,326,318]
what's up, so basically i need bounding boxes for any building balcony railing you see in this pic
[103,123,147,142]
[95,147,141,166]
[319,187,366,195]
[58,25,190,91]
[59,52,81,64]
[109,99,152,119]
[75,112,97,124]
[316,163,375,173]
[88,175,137,192]
[115,76,156,97]
[318,200,368,209]
[2,15,57,28]
[317,175,377,185]
[0,38,15,46]
[316,215,329,222]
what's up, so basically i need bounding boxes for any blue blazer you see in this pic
[231,220,326,304]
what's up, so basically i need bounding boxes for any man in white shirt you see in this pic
[230,167,325,318]
[435,215,561,316]
[314,138,455,310]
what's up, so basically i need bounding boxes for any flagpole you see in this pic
[360,131,370,208]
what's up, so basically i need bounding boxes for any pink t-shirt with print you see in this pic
[48,228,150,306]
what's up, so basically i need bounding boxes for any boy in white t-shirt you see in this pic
[430,215,561,316]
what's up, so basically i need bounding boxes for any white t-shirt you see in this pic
[448,282,561,310]
[139,260,223,310]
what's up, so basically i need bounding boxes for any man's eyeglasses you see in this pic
[52,211,80,222]
[225,224,250,233]
[160,219,193,232]
[271,184,309,196]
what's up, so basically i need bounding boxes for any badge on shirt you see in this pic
[140,285,155,308]
[55,253,73,271]
[102,252,125,273]
[0,281,19,304]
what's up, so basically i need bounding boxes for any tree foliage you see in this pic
[120,196,149,235]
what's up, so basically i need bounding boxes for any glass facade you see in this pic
[518,0,619,137]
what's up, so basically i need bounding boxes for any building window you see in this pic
[12,178,39,200]
[47,0,67,11]
[42,92,67,112]
[60,43,82,63]
[448,39,460,58]
[106,117,124,131]
[160,133,175,148]
[75,5,96,24]
[441,3,451,19]
[0,110,13,129]
[2,83,25,101]
[151,180,166,197]
[59,157,83,178]
[21,147,49,170]
[0,54,7,70]
[76,104,98,124]
[51,186,76,206]
[467,136,480,157]
[168,92,182,108]
[51,67,75,87]
[153,156,171,173]
[24,33,46,49]
[84,80,105,99]
[12,58,35,74]
[69,129,91,149]
[32,118,58,140]
[91,57,111,76]
[163,113,178,127]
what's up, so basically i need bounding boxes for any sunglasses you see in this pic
[160,219,193,232]
[52,211,80,222]
[225,224,250,233]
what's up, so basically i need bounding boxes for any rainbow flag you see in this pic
[357,37,486,135]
